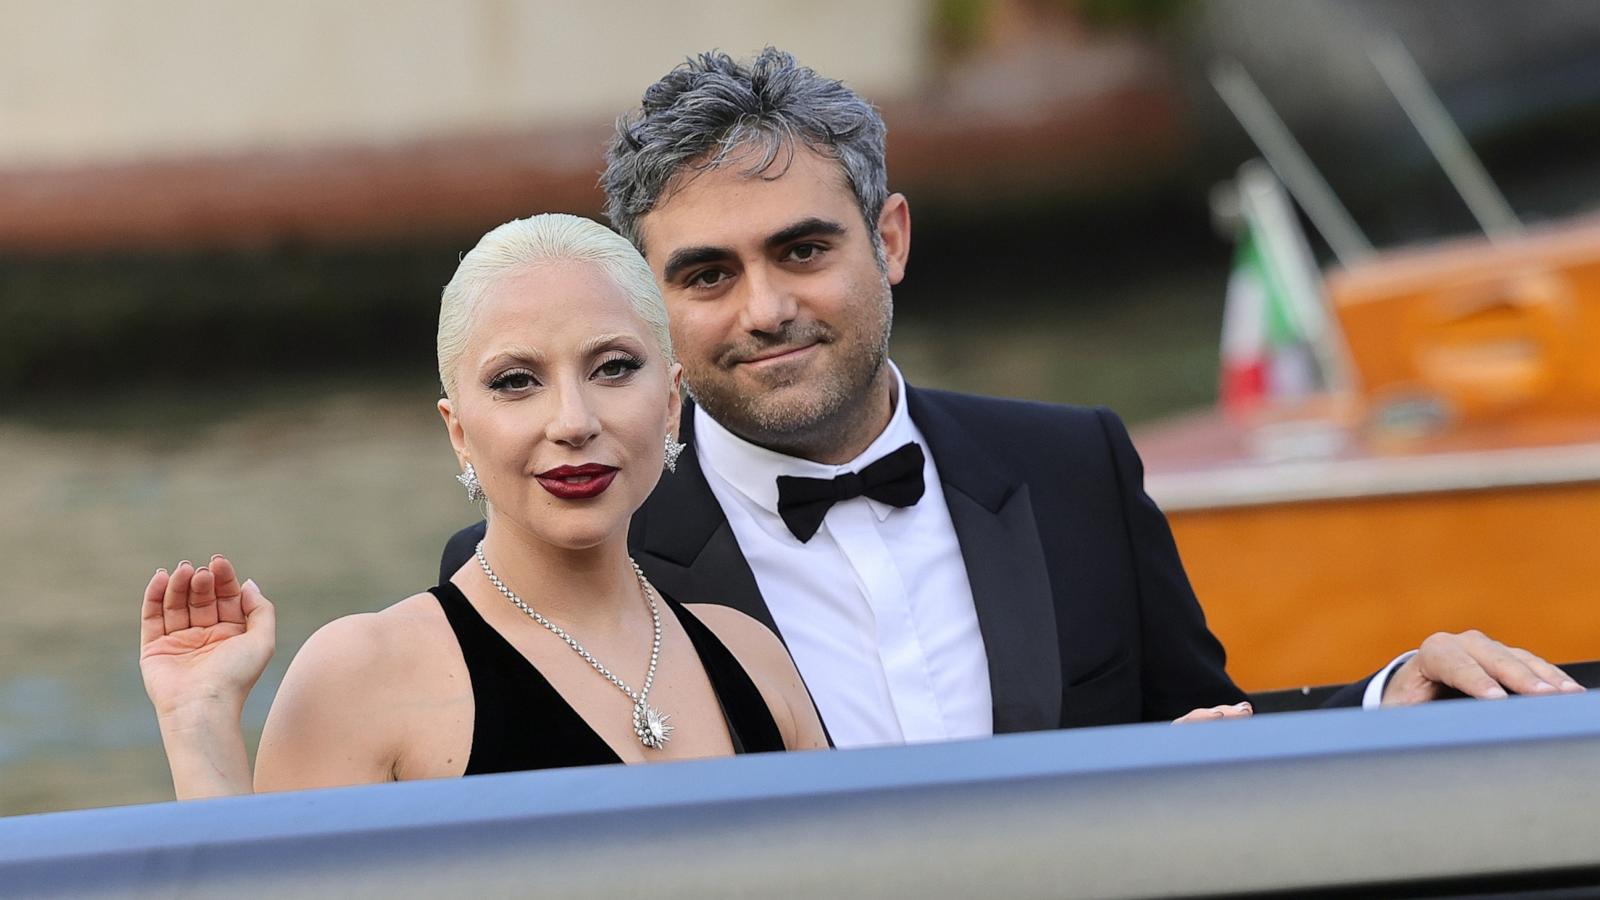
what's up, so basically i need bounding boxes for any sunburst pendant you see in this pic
[634,701,674,749]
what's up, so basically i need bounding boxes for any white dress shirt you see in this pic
[695,363,1400,746]
[693,363,994,748]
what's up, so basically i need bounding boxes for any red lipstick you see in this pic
[534,463,619,500]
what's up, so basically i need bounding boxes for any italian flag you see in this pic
[1218,168,1334,417]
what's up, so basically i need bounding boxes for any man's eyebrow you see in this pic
[662,246,732,283]
[765,217,848,251]
[660,218,851,283]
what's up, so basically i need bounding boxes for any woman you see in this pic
[139,214,828,799]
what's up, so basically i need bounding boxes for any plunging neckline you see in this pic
[431,580,752,768]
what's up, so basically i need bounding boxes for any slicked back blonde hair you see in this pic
[436,213,673,399]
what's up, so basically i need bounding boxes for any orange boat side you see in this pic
[1165,480,1600,691]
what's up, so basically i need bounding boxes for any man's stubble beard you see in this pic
[685,276,894,461]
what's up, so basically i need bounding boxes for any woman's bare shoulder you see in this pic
[302,589,444,659]
[285,591,451,691]
[256,591,460,790]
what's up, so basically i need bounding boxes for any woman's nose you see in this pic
[546,382,601,448]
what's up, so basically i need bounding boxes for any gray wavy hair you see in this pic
[602,47,889,255]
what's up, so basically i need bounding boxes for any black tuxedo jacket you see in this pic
[441,387,1371,733]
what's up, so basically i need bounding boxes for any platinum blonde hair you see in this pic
[436,213,673,399]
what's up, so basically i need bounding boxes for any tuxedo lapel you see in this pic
[908,388,1062,735]
[628,403,779,635]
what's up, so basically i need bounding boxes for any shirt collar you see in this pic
[693,361,922,521]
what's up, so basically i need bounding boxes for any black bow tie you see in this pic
[774,442,926,542]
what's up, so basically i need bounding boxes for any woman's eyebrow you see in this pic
[478,346,545,373]
[577,333,644,357]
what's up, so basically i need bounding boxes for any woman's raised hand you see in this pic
[140,556,276,719]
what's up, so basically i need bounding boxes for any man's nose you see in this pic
[737,267,799,335]
[546,381,601,448]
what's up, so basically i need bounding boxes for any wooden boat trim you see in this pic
[1146,440,1600,511]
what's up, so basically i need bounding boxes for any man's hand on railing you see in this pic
[1173,701,1253,723]
[1382,630,1585,706]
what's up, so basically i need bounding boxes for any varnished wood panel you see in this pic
[1168,482,1600,690]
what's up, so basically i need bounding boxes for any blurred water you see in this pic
[0,379,475,814]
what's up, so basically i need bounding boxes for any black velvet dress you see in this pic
[429,582,785,773]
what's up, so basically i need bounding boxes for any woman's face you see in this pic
[439,260,681,551]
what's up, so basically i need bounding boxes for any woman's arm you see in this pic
[141,558,275,799]
[141,557,407,798]
[252,613,407,791]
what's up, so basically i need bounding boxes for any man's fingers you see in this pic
[189,566,219,628]
[1462,633,1558,696]
[1511,648,1585,693]
[141,569,170,645]
[163,561,194,634]
[1173,702,1252,724]
[1420,633,1509,699]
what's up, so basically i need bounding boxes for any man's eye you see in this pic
[689,269,726,288]
[787,243,822,262]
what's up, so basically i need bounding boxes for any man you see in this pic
[443,48,1581,745]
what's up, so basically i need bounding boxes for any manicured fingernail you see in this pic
[156,568,167,575]
[1234,702,1252,710]
[243,578,257,590]
[1561,680,1583,692]
[178,560,191,567]
[1532,680,1555,693]
[1486,686,1508,699]
[211,554,223,561]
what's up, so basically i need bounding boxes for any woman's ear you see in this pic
[438,396,469,467]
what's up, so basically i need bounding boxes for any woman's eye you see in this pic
[596,356,644,379]
[489,371,537,392]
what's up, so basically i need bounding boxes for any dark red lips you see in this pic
[534,463,619,500]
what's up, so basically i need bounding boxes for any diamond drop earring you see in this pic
[664,435,686,474]
[456,462,486,502]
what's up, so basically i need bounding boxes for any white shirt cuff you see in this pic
[1361,650,1418,709]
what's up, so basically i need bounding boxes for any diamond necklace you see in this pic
[473,541,674,750]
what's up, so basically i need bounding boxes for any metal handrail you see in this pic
[4,691,1599,898]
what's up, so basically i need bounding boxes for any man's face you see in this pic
[635,145,908,451]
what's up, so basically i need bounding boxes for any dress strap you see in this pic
[666,596,787,754]
[430,581,623,773]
